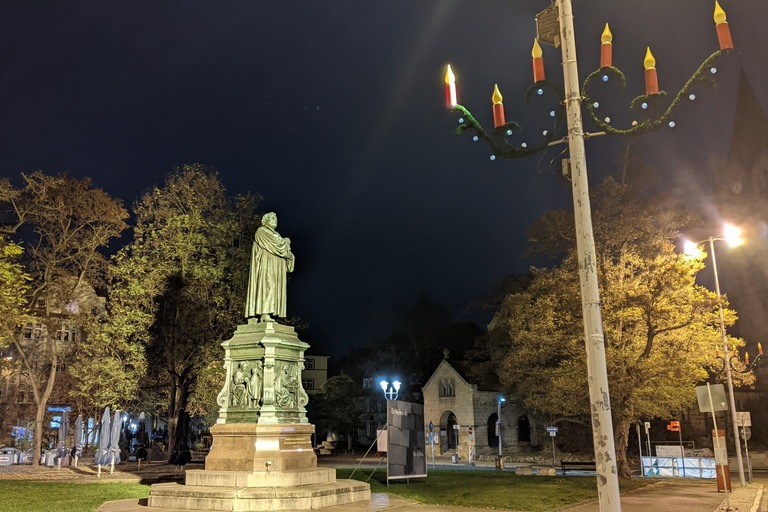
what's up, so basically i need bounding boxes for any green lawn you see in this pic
[0,481,150,512]
[337,468,650,512]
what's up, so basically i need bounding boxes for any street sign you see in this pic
[735,412,751,427]
[468,426,473,436]
[695,384,728,412]
[644,422,651,431]
[453,424,460,430]
[667,421,680,432]
[546,426,558,433]
[549,431,557,437]
[428,421,434,432]
[742,427,751,441]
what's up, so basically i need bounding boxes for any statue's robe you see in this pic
[244,225,294,318]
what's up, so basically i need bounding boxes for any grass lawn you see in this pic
[337,468,650,512]
[0,481,150,512]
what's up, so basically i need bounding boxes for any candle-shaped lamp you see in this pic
[716,348,721,358]
[745,351,750,365]
[714,1,734,50]
[532,39,545,82]
[445,65,457,108]
[759,342,764,356]
[492,84,505,128]
[644,47,659,95]
[601,23,613,68]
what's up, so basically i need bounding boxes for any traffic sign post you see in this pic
[667,421,685,477]
[546,427,558,466]
[736,412,753,483]
[644,422,651,459]
[428,421,435,469]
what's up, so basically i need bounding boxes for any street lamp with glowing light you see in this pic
[380,380,401,401]
[682,222,747,488]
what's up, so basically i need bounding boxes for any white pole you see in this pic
[709,237,746,487]
[556,1,621,509]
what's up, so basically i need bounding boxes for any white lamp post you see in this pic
[497,396,506,458]
[684,222,746,487]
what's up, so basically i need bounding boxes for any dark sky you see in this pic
[1,1,766,357]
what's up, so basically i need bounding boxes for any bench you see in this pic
[561,461,597,474]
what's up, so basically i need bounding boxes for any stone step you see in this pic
[148,479,371,511]
[185,468,336,488]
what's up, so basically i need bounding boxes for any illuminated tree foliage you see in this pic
[115,164,260,457]
[474,177,750,478]
[0,172,129,465]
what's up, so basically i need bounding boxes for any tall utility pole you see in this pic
[555,1,622,509]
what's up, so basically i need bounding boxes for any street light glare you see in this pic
[379,380,388,392]
[683,240,702,258]
[393,381,401,391]
[724,223,743,247]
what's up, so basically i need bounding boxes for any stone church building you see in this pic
[421,358,539,461]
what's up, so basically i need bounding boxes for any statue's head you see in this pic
[261,212,278,229]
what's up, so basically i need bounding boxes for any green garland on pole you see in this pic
[450,48,732,156]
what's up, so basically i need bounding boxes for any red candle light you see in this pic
[745,351,750,365]
[492,84,505,128]
[716,348,721,358]
[445,65,457,108]
[714,1,733,50]
[759,342,763,356]
[644,47,659,95]
[600,23,613,68]
[532,39,545,82]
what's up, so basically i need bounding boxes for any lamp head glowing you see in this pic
[714,1,727,24]
[492,84,503,105]
[644,47,656,70]
[683,240,703,259]
[601,23,613,44]
[498,396,506,404]
[532,39,543,59]
[393,381,401,391]
[724,223,743,247]
[380,380,389,392]
[445,65,455,85]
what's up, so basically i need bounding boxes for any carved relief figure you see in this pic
[275,363,298,408]
[244,212,295,322]
[231,361,249,407]
[247,362,263,409]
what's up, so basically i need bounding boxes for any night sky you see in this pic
[1,1,766,357]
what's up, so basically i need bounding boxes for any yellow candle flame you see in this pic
[492,84,503,104]
[601,23,613,44]
[532,39,543,59]
[714,1,727,24]
[644,47,656,70]
[445,65,455,85]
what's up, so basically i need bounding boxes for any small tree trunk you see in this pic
[614,417,633,479]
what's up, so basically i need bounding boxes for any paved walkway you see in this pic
[98,480,765,512]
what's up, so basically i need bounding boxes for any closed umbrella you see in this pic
[109,410,122,472]
[73,415,84,467]
[57,410,70,463]
[95,407,111,477]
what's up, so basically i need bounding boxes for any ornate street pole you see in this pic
[446,2,735,509]
[556,1,621,509]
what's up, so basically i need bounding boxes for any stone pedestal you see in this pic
[147,321,370,510]
[148,423,370,511]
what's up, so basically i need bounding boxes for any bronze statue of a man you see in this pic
[245,212,295,322]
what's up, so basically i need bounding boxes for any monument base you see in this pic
[147,423,370,511]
